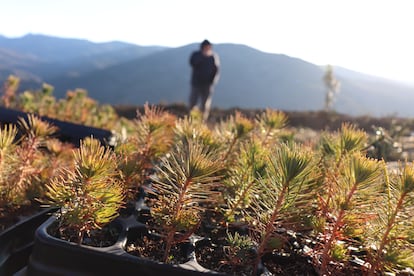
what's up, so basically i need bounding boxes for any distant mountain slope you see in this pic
[0,34,135,61]
[49,42,414,116]
[0,47,45,83]
[333,67,414,116]
[39,44,168,79]
[48,44,193,104]
[1,34,414,117]
[0,34,167,85]
[47,43,328,111]
[213,44,326,111]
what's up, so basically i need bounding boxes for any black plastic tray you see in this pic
[0,207,57,275]
[26,213,222,276]
[0,107,113,147]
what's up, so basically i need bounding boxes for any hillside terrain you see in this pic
[1,34,414,117]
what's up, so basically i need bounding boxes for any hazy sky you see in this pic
[1,0,413,84]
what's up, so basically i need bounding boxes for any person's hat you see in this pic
[200,39,212,47]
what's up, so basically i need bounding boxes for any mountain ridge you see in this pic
[1,34,413,117]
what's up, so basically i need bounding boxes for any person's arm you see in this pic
[190,51,202,67]
[211,54,220,84]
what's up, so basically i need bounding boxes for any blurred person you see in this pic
[189,39,220,121]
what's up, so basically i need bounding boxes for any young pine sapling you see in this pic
[319,153,383,275]
[366,163,414,274]
[247,143,315,275]
[46,138,125,244]
[148,139,223,263]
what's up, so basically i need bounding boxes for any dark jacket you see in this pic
[190,51,219,86]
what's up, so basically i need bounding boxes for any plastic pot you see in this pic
[0,207,57,275]
[26,212,220,276]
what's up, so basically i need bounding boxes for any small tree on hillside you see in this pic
[323,65,340,112]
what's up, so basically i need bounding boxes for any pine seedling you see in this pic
[254,108,288,146]
[246,142,315,275]
[134,103,175,163]
[46,138,125,244]
[223,138,269,223]
[1,75,20,108]
[0,124,19,206]
[58,89,93,125]
[366,163,414,274]
[317,123,368,218]
[223,232,256,270]
[38,138,75,195]
[319,153,383,275]
[189,107,204,122]
[59,89,119,129]
[17,83,56,117]
[1,115,57,206]
[319,123,367,166]
[217,111,254,163]
[331,242,348,262]
[0,124,18,162]
[15,85,119,129]
[314,124,371,260]
[18,114,58,143]
[18,115,67,200]
[175,112,221,151]
[148,139,223,263]
[339,122,367,155]
[115,104,176,198]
